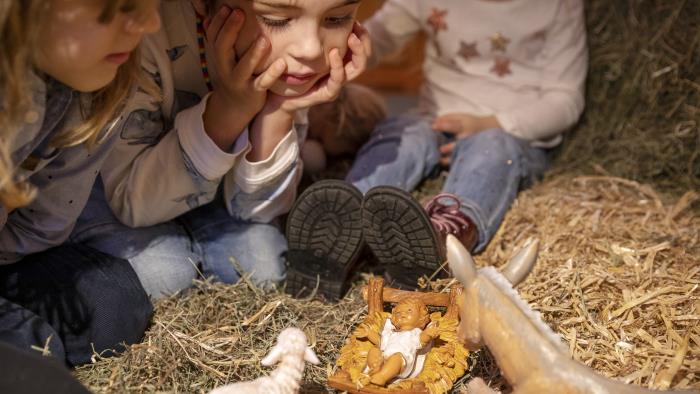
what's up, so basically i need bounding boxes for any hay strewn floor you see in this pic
[74,176,699,393]
[75,0,699,392]
[484,175,699,391]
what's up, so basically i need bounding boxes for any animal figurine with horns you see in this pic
[445,234,696,394]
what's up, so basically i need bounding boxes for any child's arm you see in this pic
[202,7,285,151]
[492,0,588,142]
[220,51,346,222]
[0,123,119,263]
[100,11,282,227]
[223,29,370,222]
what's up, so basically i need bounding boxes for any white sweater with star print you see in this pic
[365,0,588,147]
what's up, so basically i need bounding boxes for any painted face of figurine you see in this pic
[390,300,428,331]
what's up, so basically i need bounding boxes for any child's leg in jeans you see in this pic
[72,220,199,300]
[444,129,549,251]
[0,244,153,366]
[180,200,286,288]
[0,297,65,359]
[72,185,199,300]
[346,114,441,193]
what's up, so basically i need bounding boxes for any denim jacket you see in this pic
[0,74,121,263]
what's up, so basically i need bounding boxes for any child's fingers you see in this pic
[433,117,462,133]
[206,6,232,43]
[345,33,367,81]
[440,156,452,167]
[234,36,272,82]
[215,9,245,66]
[353,21,372,58]
[253,58,287,91]
[439,142,455,157]
[324,49,346,98]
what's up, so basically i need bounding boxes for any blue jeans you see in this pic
[72,183,286,300]
[0,244,152,366]
[346,115,549,251]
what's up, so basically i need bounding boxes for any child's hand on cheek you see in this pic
[264,48,347,114]
[202,6,286,151]
[246,50,346,162]
[344,22,372,81]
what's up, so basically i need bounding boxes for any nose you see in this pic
[288,24,324,62]
[124,8,162,35]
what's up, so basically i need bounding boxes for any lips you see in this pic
[280,72,318,86]
[105,52,131,65]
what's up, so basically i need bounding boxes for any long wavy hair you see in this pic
[0,0,152,209]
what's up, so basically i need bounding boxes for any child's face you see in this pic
[36,0,162,92]
[216,0,360,97]
[391,302,424,331]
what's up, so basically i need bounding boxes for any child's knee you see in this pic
[65,251,153,365]
[231,224,286,285]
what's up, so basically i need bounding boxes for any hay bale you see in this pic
[555,0,700,196]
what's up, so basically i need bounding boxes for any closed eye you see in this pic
[325,14,353,28]
[257,15,291,31]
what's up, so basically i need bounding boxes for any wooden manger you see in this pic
[328,278,468,394]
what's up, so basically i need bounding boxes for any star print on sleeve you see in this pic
[427,8,448,34]
[426,8,449,58]
[458,41,479,61]
[491,57,512,77]
[490,33,510,52]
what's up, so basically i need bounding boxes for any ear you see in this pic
[190,0,208,17]
[304,347,320,365]
[261,345,282,366]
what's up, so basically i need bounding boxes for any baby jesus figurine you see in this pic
[356,298,440,386]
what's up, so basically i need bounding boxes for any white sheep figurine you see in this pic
[208,327,320,394]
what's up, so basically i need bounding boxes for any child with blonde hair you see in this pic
[0,0,161,366]
[70,0,370,299]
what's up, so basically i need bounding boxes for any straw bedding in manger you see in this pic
[75,0,698,392]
